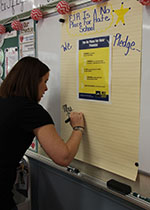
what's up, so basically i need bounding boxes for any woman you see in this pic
[0,56,85,210]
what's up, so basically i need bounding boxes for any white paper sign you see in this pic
[5,47,18,76]
[20,19,34,35]
[19,34,34,43]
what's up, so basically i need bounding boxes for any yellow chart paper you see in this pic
[60,0,142,180]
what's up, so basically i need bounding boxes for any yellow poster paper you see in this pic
[60,0,142,181]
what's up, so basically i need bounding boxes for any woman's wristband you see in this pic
[73,126,84,134]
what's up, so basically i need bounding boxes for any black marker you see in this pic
[62,104,73,123]
[65,117,70,123]
[132,192,150,203]
[67,166,80,175]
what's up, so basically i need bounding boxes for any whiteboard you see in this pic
[139,6,150,174]
[37,14,61,134]
[36,6,150,175]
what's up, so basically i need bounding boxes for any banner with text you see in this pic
[0,0,58,20]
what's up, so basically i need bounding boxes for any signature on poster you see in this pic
[61,42,72,52]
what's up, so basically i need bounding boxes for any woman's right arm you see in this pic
[33,112,85,167]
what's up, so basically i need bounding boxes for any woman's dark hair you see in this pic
[0,56,50,102]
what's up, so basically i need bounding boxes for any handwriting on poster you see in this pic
[62,33,139,56]
[113,33,139,56]
[67,5,140,56]
[61,42,72,52]
[68,6,111,33]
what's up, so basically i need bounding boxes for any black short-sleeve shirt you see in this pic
[0,96,54,209]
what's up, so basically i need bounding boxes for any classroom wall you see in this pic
[0,0,150,208]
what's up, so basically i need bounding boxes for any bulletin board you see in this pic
[0,25,18,79]
[0,19,36,79]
